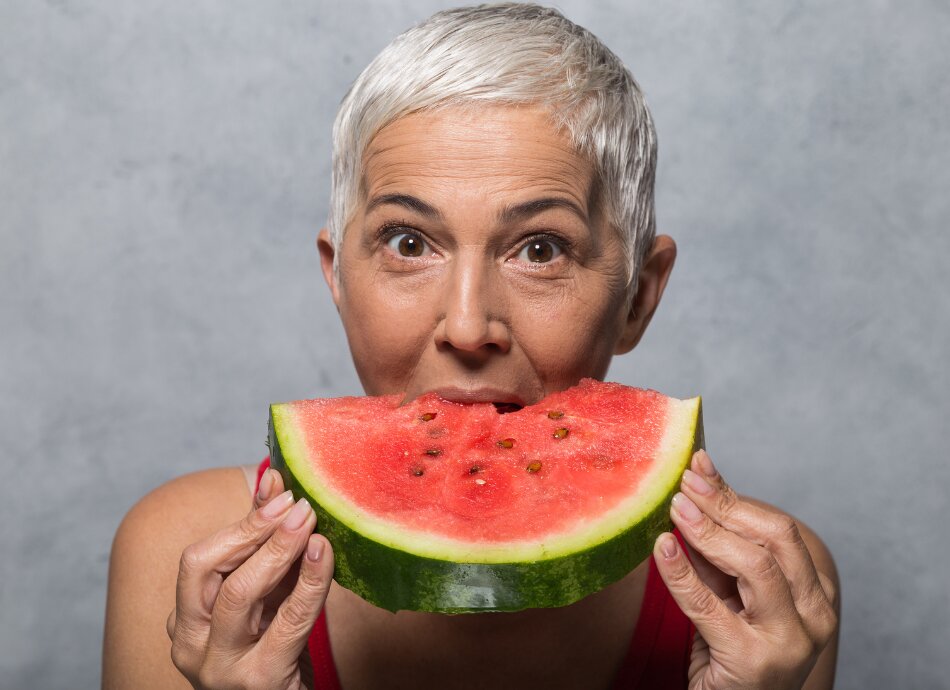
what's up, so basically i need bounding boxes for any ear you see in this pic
[614,234,677,354]
[317,228,341,307]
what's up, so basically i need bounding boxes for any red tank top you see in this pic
[255,460,693,689]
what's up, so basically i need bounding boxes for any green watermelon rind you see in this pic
[269,396,703,613]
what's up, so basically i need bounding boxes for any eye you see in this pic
[386,232,430,258]
[517,238,563,264]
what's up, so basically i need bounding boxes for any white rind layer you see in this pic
[274,395,701,563]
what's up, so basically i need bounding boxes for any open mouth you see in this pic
[491,402,523,414]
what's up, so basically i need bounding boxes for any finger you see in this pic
[682,451,831,620]
[260,533,334,664]
[253,468,285,512]
[653,532,743,650]
[209,498,317,650]
[671,492,799,622]
[174,490,296,646]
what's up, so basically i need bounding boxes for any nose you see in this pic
[435,254,511,356]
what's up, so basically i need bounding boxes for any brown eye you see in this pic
[518,239,562,263]
[387,232,428,257]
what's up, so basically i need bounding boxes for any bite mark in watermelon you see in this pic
[268,379,703,613]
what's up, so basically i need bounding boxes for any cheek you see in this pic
[510,280,626,380]
[337,272,437,393]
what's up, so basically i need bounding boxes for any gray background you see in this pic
[1,1,947,688]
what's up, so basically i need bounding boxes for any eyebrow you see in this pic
[367,193,589,227]
[498,197,589,225]
[366,193,443,220]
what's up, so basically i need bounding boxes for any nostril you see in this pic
[492,403,522,414]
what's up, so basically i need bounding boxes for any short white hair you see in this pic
[329,2,657,286]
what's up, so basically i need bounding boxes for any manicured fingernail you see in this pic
[682,468,714,496]
[672,492,702,523]
[284,498,313,530]
[697,450,718,478]
[306,536,323,562]
[257,469,275,502]
[261,490,294,519]
[658,533,678,559]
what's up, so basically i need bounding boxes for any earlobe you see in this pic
[614,235,677,354]
[317,228,341,307]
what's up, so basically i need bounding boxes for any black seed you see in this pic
[410,464,425,477]
[547,410,564,419]
[419,412,437,422]
[553,427,569,439]
[469,465,482,475]
[425,448,442,457]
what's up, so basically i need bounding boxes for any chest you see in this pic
[324,577,646,690]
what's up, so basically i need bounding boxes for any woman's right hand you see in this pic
[165,469,334,690]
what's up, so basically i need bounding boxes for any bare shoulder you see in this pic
[103,466,256,689]
[111,466,255,572]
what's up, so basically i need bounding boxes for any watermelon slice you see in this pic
[268,379,702,613]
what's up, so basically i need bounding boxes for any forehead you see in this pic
[360,105,596,214]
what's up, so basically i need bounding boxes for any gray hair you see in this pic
[328,2,657,286]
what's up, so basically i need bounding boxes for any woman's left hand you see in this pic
[653,450,839,690]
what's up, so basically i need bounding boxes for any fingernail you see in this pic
[697,450,718,478]
[284,498,313,530]
[306,536,323,562]
[261,490,294,519]
[682,468,714,496]
[672,492,702,523]
[257,469,275,502]
[658,533,678,559]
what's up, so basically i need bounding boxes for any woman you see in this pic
[103,5,839,688]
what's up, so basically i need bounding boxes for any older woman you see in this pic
[104,4,839,688]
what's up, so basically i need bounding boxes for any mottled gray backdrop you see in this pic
[1,1,948,688]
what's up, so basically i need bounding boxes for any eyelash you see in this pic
[377,220,426,243]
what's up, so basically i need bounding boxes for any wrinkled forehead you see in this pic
[357,105,600,219]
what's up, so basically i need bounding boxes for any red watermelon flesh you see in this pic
[294,380,667,543]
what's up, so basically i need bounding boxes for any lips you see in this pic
[427,386,527,407]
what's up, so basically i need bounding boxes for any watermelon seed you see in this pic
[410,464,425,477]
[547,410,564,419]
[474,478,487,485]
[526,461,542,473]
[553,427,570,439]
[497,438,515,449]
[469,465,482,474]
[420,412,437,422]
[425,448,442,457]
